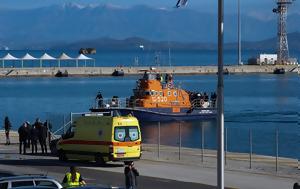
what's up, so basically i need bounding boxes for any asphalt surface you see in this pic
[0,153,214,189]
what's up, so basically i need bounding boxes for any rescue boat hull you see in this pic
[90,107,217,122]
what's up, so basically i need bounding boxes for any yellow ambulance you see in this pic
[56,113,141,164]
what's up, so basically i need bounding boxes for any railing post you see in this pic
[179,121,181,160]
[158,122,160,159]
[276,129,279,172]
[249,128,252,169]
[225,127,227,165]
[63,115,66,134]
[201,124,204,163]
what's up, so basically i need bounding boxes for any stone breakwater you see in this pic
[0,65,298,77]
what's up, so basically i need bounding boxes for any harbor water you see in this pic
[0,73,298,159]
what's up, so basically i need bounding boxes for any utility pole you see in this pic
[217,0,225,188]
[273,0,295,64]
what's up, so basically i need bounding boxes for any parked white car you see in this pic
[0,175,63,189]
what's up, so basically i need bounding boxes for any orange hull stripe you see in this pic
[59,140,141,146]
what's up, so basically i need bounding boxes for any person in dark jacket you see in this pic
[30,124,39,154]
[18,122,29,154]
[34,118,47,154]
[4,116,12,145]
[124,161,139,189]
[294,182,300,189]
[25,121,32,148]
[39,125,48,154]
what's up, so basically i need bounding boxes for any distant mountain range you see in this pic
[52,32,300,51]
[0,3,299,50]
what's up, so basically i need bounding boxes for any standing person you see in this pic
[124,161,139,189]
[34,118,46,154]
[30,124,39,154]
[18,122,29,154]
[4,116,12,145]
[62,166,86,188]
[25,121,32,148]
[96,91,103,108]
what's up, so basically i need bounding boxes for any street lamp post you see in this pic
[217,0,225,188]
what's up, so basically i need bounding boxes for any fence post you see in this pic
[225,127,227,165]
[276,129,279,172]
[158,122,160,159]
[179,122,181,160]
[249,128,252,169]
[63,115,66,134]
[201,124,205,163]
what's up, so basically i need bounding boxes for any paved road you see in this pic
[0,145,298,189]
[0,158,214,189]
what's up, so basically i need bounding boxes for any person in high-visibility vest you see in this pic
[62,166,86,188]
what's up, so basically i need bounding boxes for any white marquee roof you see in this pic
[58,53,73,60]
[76,53,93,60]
[1,53,19,60]
[21,53,37,60]
[40,53,56,60]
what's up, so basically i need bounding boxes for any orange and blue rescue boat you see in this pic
[90,69,217,122]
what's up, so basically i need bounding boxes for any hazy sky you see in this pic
[0,0,299,16]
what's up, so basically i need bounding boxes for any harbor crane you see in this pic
[273,0,296,64]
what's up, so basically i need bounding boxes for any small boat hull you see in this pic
[90,107,217,122]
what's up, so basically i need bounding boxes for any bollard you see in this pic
[157,122,160,159]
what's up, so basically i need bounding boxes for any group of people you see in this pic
[18,118,50,155]
[63,162,139,189]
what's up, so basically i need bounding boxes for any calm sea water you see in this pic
[0,73,299,159]
[0,50,299,159]
[1,49,299,67]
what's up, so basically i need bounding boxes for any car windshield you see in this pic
[114,126,139,142]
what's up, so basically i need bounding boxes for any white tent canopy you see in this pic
[76,54,92,60]
[20,53,37,68]
[1,53,19,60]
[1,53,19,68]
[40,53,56,60]
[75,53,95,67]
[58,53,73,60]
[21,53,37,60]
[0,52,96,68]
[39,53,56,67]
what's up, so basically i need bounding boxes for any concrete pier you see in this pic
[0,65,298,77]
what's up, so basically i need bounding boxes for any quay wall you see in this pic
[0,65,298,77]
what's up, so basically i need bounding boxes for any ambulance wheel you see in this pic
[95,154,105,165]
[58,150,68,161]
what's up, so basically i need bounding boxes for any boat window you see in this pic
[150,91,154,96]
[114,126,140,142]
[174,91,177,96]
[160,92,163,96]
[145,91,150,96]
[168,91,171,96]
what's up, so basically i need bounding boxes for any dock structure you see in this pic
[0,65,298,77]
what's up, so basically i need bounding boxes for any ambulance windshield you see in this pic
[114,126,139,142]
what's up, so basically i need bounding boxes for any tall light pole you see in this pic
[217,0,225,188]
[175,0,225,188]
[237,0,241,65]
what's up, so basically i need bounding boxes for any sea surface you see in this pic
[1,49,299,67]
[0,50,299,159]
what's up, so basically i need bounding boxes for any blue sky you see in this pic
[1,0,299,15]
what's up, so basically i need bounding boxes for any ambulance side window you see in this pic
[62,126,75,139]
